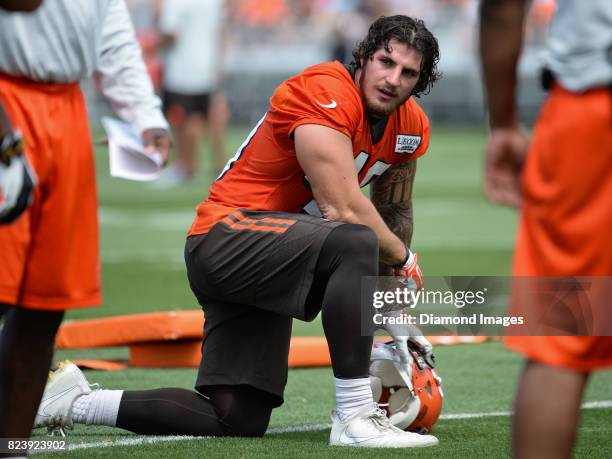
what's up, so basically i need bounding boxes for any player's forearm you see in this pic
[371,180,415,247]
[479,0,529,128]
[337,194,408,266]
[374,201,413,275]
[371,160,416,273]
[320,192,406,265]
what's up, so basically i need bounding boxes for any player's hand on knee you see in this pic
[0,130,37,224]
[393,248,423,291]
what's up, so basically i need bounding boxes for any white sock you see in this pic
[334,377,374,422]
[72,390,123,426]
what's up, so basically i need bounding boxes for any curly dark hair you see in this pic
[351,15,442,98]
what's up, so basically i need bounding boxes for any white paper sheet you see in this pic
[101,117,163,181]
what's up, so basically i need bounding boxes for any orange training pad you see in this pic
[128,337,330,369]
[130,341,202,368]
[125,336,488,369]
[287,336,490,369]
[56,310,490,368]
[288,337,331,368]
[56,311,203,349]
[56,310,489,350]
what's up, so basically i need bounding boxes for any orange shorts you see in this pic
[0,74,101,310]
[506,84,612,371]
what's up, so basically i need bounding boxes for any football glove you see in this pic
[384,249,433,367]
[0,150,37,224]
[383,316,436,369]
[393,249,423,291]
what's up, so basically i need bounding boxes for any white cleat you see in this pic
[34,361,96,436]
[330,403,438,448]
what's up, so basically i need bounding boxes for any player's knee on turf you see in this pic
[222,412,271,437]
[207,385,274,437]
[217,403,272,437]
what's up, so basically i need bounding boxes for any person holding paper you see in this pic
[0,0,170,442]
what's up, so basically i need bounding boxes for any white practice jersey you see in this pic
[545,0,612,92]
[159,0,225,94]
[0,0,167,133]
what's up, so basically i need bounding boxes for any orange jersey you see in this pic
[188,61,430,235]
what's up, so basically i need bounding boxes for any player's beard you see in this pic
[364,91,411,118]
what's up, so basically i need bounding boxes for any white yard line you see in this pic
[37,399,611,453]
[66,436,197,451]
[267,423,331,434]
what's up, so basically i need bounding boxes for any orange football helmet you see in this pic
[370,341,443,434]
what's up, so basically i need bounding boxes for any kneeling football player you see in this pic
[35,15,442,448]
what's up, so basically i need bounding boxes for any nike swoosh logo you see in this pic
[38,385,80,417]
[339,427,383,445]
[315,99,337,109]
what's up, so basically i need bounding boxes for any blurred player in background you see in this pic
[0,0,170,445]
[157,0,230,185]
[480,0,612,457]
[329,0,391,63]
[34,15,440,448]
[126,0,164,91]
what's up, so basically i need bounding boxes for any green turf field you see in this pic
[37,126,611,457]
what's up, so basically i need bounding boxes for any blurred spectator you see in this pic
[328,0,391,63]
[230,0,288,27]
[157,0,230,185]
[527,0,556,45]
[127,0,164,91]
[89,0,559,128]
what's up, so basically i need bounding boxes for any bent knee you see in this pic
[222,413,270,437]
[328,224,378,259]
